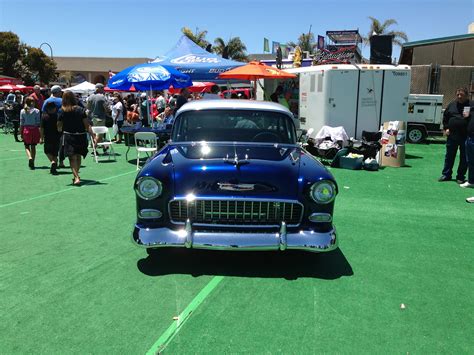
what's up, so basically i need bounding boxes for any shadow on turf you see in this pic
[405,154,423,159]
[137,248,353,280]
[68,179,107,186]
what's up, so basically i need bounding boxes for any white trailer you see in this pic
[258,64,411,139]
[406,94,444,143]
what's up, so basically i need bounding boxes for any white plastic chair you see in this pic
[134,132,158,170]
[91,126,116,163]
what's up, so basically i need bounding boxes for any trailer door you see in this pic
[380,69,410,124]
[327,69,358,137]
[356,69,383,138]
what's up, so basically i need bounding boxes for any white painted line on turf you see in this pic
[146,276,225,354]
[0,170,136,208]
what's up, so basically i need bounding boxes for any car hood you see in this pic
[168,143,301,199]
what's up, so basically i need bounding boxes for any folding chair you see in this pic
[134,132,158,170]
[91,126,116,163]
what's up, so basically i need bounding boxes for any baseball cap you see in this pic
[95,83,104,89]
[51,85,62,94]
[140,93,147,98]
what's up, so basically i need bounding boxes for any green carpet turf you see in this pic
[0,134,473,353]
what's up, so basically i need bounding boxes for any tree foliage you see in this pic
[213,37,248,62]
[181,27,209,48]
[0,31,57,84]
[288,32,316,54]
[363,17,408,47]
[0,31,22,77]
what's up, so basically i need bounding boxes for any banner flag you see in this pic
[317,35,325,49]
[272,41,280,54]
[263,38,270,52]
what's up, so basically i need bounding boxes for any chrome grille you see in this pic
[169,199,303,226]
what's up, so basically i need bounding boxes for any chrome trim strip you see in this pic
[185,219,193,248]
[279,222,287,251]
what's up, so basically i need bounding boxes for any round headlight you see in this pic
[136,177,162,200]
[310,181,336,204]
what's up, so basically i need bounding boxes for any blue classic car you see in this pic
[133,100,338,253]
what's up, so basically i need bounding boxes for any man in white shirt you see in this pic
[111,94,124,143]
[155,91,166,113]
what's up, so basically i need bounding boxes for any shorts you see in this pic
[44,141,60,156]
[22,126,40,145]
[92,118,106,126]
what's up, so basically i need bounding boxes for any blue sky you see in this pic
[1,0,472,60]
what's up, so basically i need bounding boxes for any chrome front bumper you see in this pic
[132,221,337,253]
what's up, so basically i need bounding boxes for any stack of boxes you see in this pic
[379,121,406,167]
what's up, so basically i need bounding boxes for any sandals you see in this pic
[72,176,81,186]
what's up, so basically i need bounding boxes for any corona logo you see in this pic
[127,66,171,82]
[171,54,220,64]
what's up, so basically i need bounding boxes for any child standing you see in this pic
[20,97,41,169]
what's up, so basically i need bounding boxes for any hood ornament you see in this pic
[224,153,250,167]
[218,183,255,191]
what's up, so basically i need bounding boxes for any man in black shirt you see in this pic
[40,101,61,174]
[174,88,190,115]
[270,85,283,103]
[461,96,474,188]
[439,87,471,183]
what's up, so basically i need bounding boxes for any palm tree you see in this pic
[288,32,316,54]
[181,27,209,49]
[213,37,248,62]
[363,17,408,47]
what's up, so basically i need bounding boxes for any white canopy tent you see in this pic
[63,81,96,94]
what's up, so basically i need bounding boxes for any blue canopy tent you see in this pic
[152,36,246,81]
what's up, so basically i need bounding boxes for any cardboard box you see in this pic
[379,121,406,167]
[380,143,405,167]
[381,121,406,145]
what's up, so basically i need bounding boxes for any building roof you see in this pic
[247,53,276,61]
[402,33,474,48]
[53,56,153,72]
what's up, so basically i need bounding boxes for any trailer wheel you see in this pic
[407,126,426,144]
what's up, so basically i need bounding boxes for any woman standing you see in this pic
[20,96,41,169]
[57,91,93,186]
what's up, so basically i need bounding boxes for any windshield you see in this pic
[172,109,296,144]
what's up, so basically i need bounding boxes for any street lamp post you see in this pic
[39,42,53,60]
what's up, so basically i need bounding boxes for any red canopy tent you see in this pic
[104,84,136,93]
[0,84,34,93]
[0,76,23,86]
[168,81,215,94]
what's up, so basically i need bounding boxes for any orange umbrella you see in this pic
[218,61,296,80]
[218,61,296,99]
